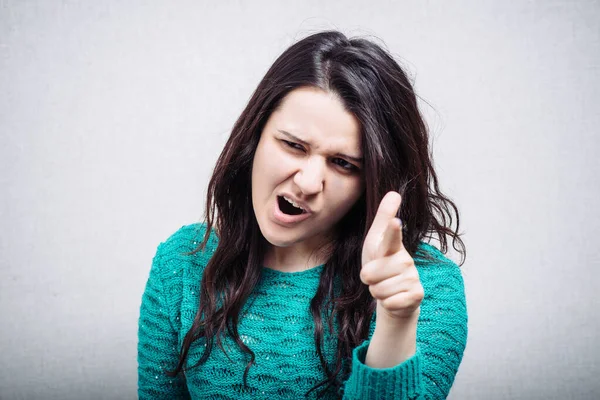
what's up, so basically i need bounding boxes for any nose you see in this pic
[293,157,325,195]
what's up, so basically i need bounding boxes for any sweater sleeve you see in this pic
[342,249,468,400]
[137,242,191,400]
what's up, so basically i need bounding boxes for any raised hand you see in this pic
[361,191,424,321]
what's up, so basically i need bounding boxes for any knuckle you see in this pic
[394,253,415,271]
[361,261,380,284]
[413,287,425,302]
[368,285,379,298]
[360,269,371,284]
[380,297,392,309]
[360,269,373,285]
[406,268,420,282]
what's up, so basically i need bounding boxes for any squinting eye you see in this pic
[332,158,358,172]
[283,140,304,151]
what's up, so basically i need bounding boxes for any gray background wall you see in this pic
[1,1,599,399]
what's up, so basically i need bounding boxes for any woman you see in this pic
[138,30,467,399]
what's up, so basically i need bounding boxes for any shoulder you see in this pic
[150,222,218,299]
[154,223,218,267]
[413,241,466,308]
[155,223,217,257]
[414,241,459,268]
[414,241,463,276]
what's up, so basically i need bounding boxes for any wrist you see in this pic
[376,305,420,328]
[366,307,419,368]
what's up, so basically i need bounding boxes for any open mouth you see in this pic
[277,196,306,216]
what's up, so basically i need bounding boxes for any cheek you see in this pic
[253,143,294,190]
[326,178,363,214]
[265,146,291,170]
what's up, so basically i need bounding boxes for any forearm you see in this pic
[342,309,423,400]
[364,308,419,368]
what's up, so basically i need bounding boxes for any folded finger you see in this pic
[360,252,410,285]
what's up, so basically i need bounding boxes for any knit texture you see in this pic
[138,224,468,399]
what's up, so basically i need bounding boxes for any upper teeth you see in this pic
[283,196,305,211]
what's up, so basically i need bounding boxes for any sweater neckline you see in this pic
[261,263,325,278]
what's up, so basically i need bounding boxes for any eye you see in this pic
[332,158,359,172]
[283,140,305,152]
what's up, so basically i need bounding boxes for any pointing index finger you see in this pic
[366,191,402,246]
[379,217,404,257]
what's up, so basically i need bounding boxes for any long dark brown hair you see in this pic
[170,30,466,397]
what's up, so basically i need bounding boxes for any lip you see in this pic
[273,195,312,225]
[278,192,313,213]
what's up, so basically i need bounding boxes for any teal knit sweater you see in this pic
[138,224,467,399]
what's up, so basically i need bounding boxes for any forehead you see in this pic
[269,87,362,153]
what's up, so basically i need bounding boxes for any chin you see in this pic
[260,229,297,248]
[257,220,301,248]
[264,237,294,248]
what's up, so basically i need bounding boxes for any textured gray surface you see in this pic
[1,1,599,399]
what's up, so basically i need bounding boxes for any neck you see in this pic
[263,239,334,273]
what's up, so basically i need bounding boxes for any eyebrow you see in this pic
[277,129,364,164]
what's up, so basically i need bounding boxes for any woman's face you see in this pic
[251,86,364,255]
